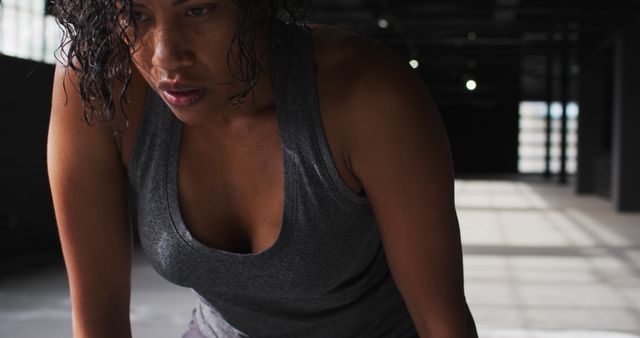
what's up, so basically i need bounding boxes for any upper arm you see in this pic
[340,40,473,337]
[47,63,133,337]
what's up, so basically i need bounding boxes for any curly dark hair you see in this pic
[52,0,311,128]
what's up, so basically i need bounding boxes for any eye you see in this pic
[186,6,213,17]
[132,10,150,23]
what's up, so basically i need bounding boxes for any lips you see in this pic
[158,82,205,107]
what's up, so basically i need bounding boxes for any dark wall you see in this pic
[0,55,57,260]
[423,55,521,174]
[576,46,614,198]
[441,99,520,174]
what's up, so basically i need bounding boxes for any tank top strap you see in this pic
[127,86,174,183]
[275,21,370,205]
[271,20,309,156]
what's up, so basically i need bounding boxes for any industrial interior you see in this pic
[1,0,639,337]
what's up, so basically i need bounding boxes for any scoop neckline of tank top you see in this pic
[164,19,297,259]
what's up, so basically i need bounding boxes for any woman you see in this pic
[47,0,478,337]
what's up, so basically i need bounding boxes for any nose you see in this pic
[151,25,194,73]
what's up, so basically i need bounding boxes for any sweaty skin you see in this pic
[48,0,476,337]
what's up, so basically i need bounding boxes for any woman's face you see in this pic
[127,0,260,125]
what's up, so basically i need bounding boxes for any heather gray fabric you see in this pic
[127,19,419,337]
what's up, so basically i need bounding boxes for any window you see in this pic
[0,0,62,64]
[518,101,579,174]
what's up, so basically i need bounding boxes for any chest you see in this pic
[177,115,286,254]
[124,106,362,255]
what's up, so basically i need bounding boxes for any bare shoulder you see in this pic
[308,23,438,150]
[306,24,441,194]
[309,23,408,81]
[50,63,148,170]
[308,23,432,119]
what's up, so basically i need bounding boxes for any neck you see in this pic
[216,19,277,122]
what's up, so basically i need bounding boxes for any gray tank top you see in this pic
[127,19,418,337]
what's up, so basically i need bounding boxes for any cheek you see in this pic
[193,35,237,76]
[130,48,155,83]
[129,36,154,67]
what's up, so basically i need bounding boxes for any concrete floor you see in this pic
[1,177,639,337]
[457,177,640,338]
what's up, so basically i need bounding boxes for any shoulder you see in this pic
[309,23,435,123]
[50,61,149,170]
[310,24,424,89]
[308,23,442,155]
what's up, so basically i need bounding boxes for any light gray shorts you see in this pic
[181,299,248,338]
